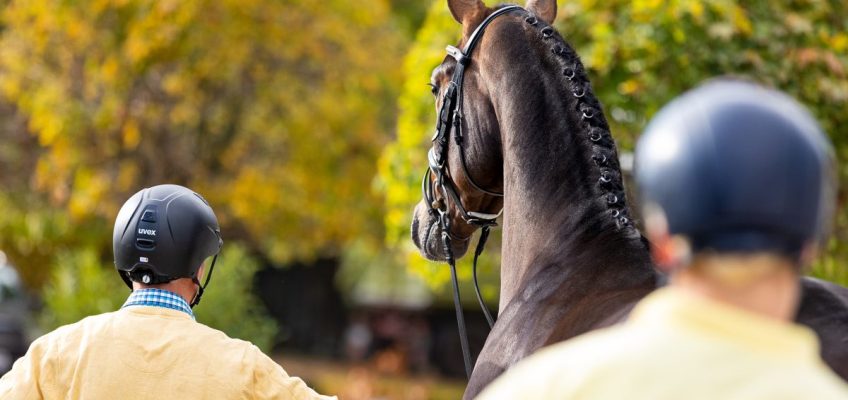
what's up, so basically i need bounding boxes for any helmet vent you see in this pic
[136,238,156,249]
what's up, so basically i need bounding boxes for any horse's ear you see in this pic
[525,0,557,24]
[448,0,486,28]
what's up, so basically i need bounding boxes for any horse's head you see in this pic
[411,0,557,261]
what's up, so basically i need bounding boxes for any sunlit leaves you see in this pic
[0,0,407,288]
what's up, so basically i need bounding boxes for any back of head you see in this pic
[635,79,836,261]
[113,184,222,287]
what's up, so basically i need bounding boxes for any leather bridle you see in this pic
[421,5,523,379]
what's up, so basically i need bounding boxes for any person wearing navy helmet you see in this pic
[637,79,836,262]
[0,185,336,400]
[478,80,848,400]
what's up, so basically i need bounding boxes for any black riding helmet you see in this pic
[635,79,836,259]
[113,184,222,306]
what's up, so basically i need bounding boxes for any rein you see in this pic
[422,5,524,379]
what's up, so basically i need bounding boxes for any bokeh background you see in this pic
[0,0,846,398]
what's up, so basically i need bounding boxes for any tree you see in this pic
[0,0,407,290]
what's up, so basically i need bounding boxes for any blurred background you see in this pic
[0,0,845,398]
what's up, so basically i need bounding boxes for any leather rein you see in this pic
[422,5,523,379]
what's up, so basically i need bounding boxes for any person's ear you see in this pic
[651,235,693,274]
[644,205,690,273]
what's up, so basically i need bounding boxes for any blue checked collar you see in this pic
[122,288,195,319]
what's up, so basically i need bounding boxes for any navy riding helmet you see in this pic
[635,79,836,258]
[113,184,222,305]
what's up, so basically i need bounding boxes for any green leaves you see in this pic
[194,245,278,351]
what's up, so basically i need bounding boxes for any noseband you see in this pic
[421,5,523,379]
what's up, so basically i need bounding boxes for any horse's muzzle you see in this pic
[411,200,471,261]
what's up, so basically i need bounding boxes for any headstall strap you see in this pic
[422,5,524,380]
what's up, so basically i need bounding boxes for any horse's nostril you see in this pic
[411,217,421,248]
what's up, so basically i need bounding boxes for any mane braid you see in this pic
[523,13,637,235]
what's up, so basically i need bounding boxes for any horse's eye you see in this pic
[428,83,438,97]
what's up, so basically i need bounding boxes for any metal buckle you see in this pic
[446,45,468,66]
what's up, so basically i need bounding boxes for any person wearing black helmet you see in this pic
[478,80,848,399]
[0,184,335,399]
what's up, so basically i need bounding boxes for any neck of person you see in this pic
[132,278,199,306]
[670,252,802,322]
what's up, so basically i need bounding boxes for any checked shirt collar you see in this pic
[122,288,194,319]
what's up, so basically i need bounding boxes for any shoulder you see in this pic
[184,324,276,378]
[30,312,120,353]
[188,321,265,359]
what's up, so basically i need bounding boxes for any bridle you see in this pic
[421,5,523,379]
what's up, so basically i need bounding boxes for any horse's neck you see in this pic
[489,51,654,311]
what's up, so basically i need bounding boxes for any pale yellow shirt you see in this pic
[478,287,848,400]
[0,306,336,400]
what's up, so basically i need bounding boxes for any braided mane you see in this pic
[520,9,636,234]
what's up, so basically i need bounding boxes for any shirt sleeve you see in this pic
[250,346,337,400]
[0,336,50,400]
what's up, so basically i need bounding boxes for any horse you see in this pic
[409,0,848,398]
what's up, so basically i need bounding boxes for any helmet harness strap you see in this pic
[190,253,219,308]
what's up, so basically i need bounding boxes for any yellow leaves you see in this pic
[708,1,752,37]
[618,79,642,96]
[64,16,91,45]
[686,1,705,20]
[577,0,598,11]
[33,150,73,206]
[588,44,611,72]
[28,85,67,146]
[122,119,141,150]
[122,0,193,65]
[116,162,138,192]
[590,20,613,39]
[829,33,848,53]
[408,251,451,289]
[632,0,664,22]
[100,56,120,84]
[68,168,109,220]
[124,36,151,65]
[0,0,408,270]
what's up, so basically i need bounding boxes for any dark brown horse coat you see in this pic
[410,1,848,398]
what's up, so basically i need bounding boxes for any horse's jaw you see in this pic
[411,200,471,261]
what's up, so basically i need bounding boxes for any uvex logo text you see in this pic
[138,228,156,236]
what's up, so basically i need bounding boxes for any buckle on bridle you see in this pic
[446,45,469,66]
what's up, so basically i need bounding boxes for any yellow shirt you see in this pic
[0,306,335,400]
[478,287,848,400]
